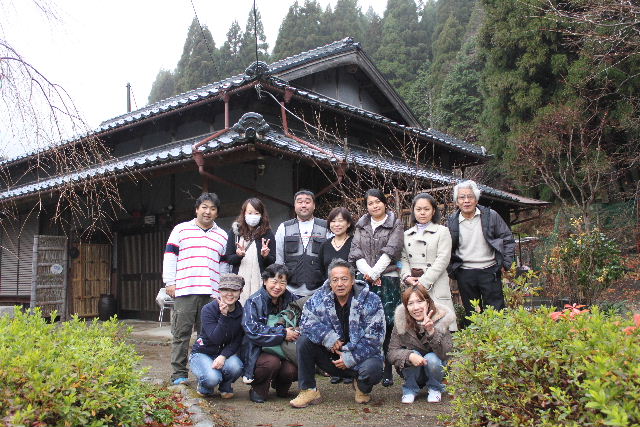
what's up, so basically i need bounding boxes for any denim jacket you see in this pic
[300,279,385,368]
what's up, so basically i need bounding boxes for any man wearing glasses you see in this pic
[289,259,385,408]
[447,180,515,327]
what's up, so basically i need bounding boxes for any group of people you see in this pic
[161,180,515,406]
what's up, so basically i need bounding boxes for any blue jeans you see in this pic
[189,353,243,394]
[401,351,445,395]
[296,335,383,393]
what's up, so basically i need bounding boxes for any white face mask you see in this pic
[245,214,261,227]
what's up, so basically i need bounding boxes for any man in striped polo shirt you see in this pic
[163,193,229,385]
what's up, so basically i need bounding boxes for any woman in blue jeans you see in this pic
[387,284,455,404]
[189,274,245,397]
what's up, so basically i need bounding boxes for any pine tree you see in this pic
[272,0,327,61]
[326,0,367,43]
[374,0,424,97]
[148,70,176,103]
[174,18,220,94]
[363,6,384,55]
[218,21,244,76]
[478,0,570,160]
[432,38,483,140]
[238,8,270,70]
[427,13,465,100]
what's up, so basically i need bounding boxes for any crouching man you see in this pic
[290,259,385,408]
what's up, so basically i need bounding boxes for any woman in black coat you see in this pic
[224,198,276,305]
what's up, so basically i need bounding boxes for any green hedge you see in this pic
[446,306,640,427]
[0,309,179,427]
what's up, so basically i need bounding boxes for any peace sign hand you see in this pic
[236,241,246,257]
[421,307,435,335]
[260,238,271,257]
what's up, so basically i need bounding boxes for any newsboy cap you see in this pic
[218,273,245,291]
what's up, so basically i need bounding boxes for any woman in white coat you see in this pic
[400,193,457,331]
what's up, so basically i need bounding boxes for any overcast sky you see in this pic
[2,0,388,131]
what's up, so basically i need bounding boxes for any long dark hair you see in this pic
[401,284,437,334]
[236,198,271,240]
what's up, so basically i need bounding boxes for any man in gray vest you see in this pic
[275,190,329,296]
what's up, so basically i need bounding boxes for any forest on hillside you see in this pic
[148,0,639,205]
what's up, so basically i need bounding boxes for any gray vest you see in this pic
[282,218,328,290]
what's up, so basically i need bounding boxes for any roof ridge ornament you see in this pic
[232,112,271,141]
[245,61,270,78]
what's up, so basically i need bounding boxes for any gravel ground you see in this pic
[128,323,450,427]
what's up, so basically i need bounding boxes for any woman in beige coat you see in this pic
[400,193,457,331]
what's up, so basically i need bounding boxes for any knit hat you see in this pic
[219,273,245,291]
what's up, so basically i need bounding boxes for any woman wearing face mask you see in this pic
[224,198,276,305]
[400,193,456,331]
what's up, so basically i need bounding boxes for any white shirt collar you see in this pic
[458,208,481,223]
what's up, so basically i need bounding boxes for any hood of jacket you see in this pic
[393,302,455,335]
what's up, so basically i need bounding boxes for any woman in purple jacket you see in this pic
[189,274,245,397]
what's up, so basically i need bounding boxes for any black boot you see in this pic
[249,389,266,403]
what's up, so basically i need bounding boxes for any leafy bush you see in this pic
[446,306,640,427]
[0,309,181,427]
[501,264,541,308]
[543,217,625,305]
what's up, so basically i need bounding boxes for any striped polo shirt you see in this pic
[162,219,229,297]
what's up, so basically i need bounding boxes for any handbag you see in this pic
[411,268,425,278]
[262,309,298,361]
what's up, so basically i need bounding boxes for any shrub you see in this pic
[0,309,181,427]
[501,264,542,308]
[543,217,625,305]
[446,306,640,427]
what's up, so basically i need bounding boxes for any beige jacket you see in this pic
[387,302,454,369]
[400,222,457,331]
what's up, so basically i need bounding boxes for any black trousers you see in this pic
[454,266,505,327]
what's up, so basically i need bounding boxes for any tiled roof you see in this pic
[267,77,488,157]
[0,37,488,169]
[0,127,516,204]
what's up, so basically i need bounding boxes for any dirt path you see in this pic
[133,340,449,427]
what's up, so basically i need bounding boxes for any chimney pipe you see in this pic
[126,83,131,112]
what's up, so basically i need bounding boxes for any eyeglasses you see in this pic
[457,194,476,201]
[330,277,351,284]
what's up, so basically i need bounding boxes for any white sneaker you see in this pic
[427,389,442,403]
[401,394,415,404]
[242,376,254,384]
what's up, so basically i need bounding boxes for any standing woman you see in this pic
[318,207,354,283]
[348,189,404,387]
[400,193,457,331]
[224,198,276,305]
[318,206,355,384]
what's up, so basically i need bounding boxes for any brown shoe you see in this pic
[290,389,322,408]
[220,392,234,399]
[353,380,371,404]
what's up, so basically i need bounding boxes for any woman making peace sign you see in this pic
[387,284,455,404]
[224,198,276,305]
